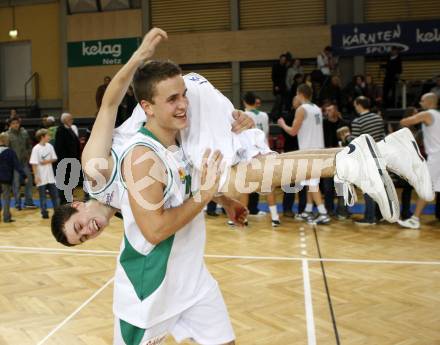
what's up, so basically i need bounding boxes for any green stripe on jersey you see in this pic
[120,319,146,345]
[120,234,175,300]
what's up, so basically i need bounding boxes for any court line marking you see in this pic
[302,259,316,345]
[1,246,440,265]
[36,277,114,345]
[0,249,117,257]
[0,245,119,254]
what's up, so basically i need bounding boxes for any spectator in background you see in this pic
[41,115,49,128]
[321,75,342,109]
[353,75,366,98]
[317,46,337,77]
[286,73,304,111]
[255,96,262,110]
[286,59,304,95]
[4,109,18,131]
[30,129,59,219]
[381,46,402,108]
[59,113,79,137]
[55,112,81,204]
[430,75,440,99]
[322,103,351,219]
[7,116,36,210]
[304,74,312,88]
[365,74,382,108]
[351,96,385,225]
[10,109,17,118]
[281,96,306,218]
[243,91,281,227]
[277,84,330,224]
[116,86,137,127]
[270,54,288,120]
[0,132,26,222]
[285,59,304,111]
[95,76,111,109]
[46,116,57,145]
[399,93,439,229]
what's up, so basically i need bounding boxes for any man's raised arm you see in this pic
[82,28,168,180]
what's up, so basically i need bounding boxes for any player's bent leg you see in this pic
[221,152,337,198]
[377,127,434,202]
[170,284,235,345]
[113,315,177,345]
[335,134,400,222]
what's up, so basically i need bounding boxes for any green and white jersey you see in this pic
[83,147,123,209]
[113,127,216,329]
[245,109,269,139]
[83,128,141,209]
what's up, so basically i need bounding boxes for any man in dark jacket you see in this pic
[54,112,81,204]
[382,46,402,108]
[0,133,26,222]
[95,76,111,109]
[270,54,288,120]
[7,116,36,209]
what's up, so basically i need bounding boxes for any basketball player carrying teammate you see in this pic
[51,28,433,344]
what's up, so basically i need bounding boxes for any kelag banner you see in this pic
[68,38,140,67]
[332,20,440,56]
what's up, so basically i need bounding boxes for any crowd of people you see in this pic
[0,109,82,221]
[0,47,438,232]
[270,46,402,119]
[259,47,440,229]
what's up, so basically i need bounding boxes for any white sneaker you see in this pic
[249,210,267,217]
[314,213,331,224]
[398,216,420,229]
[377,128,434,202]
[336,134,400,223]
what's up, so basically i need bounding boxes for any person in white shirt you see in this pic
[277,84,330,224]
[243,91,281,227]
[286,59,304,91]
[317,46,337,77]
[398,92,439,229]
[30,129,59,218]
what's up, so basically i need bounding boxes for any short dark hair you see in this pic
[243,91,256,106]
[133,60,182,103]
[51,204,78,247]
[324,46,332,52]
[297,83,313,99]
[354,96,371,110]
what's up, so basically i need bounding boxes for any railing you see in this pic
[24,72,39,114]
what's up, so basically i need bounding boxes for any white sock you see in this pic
[305,203,313,213]
[269,205,279,220]
[317,204,327,214]
[412,216,419,221]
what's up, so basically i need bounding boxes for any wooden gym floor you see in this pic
[0,205,439,345]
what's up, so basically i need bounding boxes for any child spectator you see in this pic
[0,133,26,222]
[29,129,59,219]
